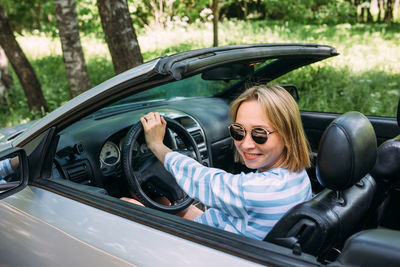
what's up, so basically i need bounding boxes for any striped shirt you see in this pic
[164,152,312,240]
[0,159,13,184]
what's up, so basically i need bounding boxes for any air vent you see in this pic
[65,162,91,184]
[191,130,204,144]
[173,115,209,166]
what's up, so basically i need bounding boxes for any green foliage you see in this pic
[1,0,397,38]
[1,0,103,37]
[1,21,399,128]
[75,0,103,37]
[0,53,115,127]
[275,66,399,116]
[264,0,357,24]
[0,55,68,127]
[86,57,114,86]
[173,0,210,22]
[128,0,210,28]
[1,0,56,33]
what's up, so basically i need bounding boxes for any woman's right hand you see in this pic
[140,112,167,151]
[140,112,171,164]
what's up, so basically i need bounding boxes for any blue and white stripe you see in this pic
[0,159,13,184]
[164,152,312,240]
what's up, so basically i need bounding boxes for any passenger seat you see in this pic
[369,99,400,228]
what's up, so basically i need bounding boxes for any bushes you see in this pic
[1,20,399,128]
[275,65,399,117]
[264,0,357,25]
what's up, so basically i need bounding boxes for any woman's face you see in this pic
[234,100,286,172]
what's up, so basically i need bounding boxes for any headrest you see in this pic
[316,112,377,190]
[370,136,400,184]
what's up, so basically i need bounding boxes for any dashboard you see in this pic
[53,97,234,197]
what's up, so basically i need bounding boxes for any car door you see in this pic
[0,136,269,266]
[2,44,346,266]
[1,185,273,267]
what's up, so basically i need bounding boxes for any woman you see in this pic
[123,85,311,240]
[0,157,19,184]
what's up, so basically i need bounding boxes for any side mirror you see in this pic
[0,147,28,199]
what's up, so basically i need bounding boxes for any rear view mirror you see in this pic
[0,148,28,199]
[202,63,254,81]
[280,84,300,102]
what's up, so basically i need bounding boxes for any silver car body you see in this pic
[1,187,265,266]
[0,44,344,266]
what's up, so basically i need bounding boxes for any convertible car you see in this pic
[1,43,400,266]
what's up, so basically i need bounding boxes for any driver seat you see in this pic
[264,112,377,260]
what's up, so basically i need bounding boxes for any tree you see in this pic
[0,46,12,103]
[0,0,56,34]
[54,0,92,98]
[212,0,219,47]
[384,0,394,22]
[0,6,48,112]
[129,0,210,29]
[97,0,143,74]
[360,1,373,22]
[147,0,176,29]
[377,0,384,21]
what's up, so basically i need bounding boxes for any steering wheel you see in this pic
[122,118,200,213]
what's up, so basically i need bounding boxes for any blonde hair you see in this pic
[230,85,311,172]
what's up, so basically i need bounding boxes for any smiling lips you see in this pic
[243,152,261,160]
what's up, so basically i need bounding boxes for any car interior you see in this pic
[26,53,400,265]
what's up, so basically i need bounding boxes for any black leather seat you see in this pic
[371,99,400,183]
[264,112,377,261]
[368,99,400,228]
[335,229,400,267]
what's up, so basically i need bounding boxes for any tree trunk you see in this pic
[54,0,92,98]
[97,0,143,74]
[361,6,365,22]
[0,46,12,102]
[354,0,361,21]
[0,6,48,112]
[384,0,394,22]
[212,0,219,47]
[366,6,373,22]
[377,0,383,21]
[243,0,248,21]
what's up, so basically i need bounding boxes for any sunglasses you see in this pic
[228,123,276,144]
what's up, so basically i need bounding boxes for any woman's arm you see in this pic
[141,112,247,218]
[164,152,247,218]
[0,158,14,178]
[141,112,172,163]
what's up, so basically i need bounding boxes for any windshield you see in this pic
[112,58,280,106]
[114,74,238,105]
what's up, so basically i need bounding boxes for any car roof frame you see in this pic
[156,43,338,80]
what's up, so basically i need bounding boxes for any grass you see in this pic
[1,20,399,128]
